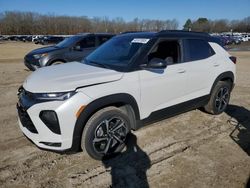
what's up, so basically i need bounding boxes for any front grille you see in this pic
[22,89,35,100]
[18,88,37,110]
[25,55,39,65]
[17,104,38,134]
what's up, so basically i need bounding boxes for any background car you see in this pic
[221,35,241,45]
[232,36,242,44]
[211,36,227,47]
[242,35,250,41]
[34,36,48,44]
[24,33,114,70]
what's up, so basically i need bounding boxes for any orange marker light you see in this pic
[76,105,86,118]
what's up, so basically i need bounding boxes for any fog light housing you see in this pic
[39,110,61,134]
[39,142,61,147]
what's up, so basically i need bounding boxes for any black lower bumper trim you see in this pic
[17,104,38,134]
[39,142,62,147]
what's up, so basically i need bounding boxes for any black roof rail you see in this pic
[76,32,114,36]
[120,31,144,34]
[158,30,210,36]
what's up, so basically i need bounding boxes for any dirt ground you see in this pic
[0,42,250,188]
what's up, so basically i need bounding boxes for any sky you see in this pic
[0,0,249,28]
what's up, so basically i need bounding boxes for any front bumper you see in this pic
[24,56,40,71]
[17,91,92,151]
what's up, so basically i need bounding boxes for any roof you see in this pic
[119,30,213,41]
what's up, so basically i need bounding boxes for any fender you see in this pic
[70,93,140,152]
[210,71,234,94]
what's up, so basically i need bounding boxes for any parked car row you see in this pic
[0,35,33,42]
[33,36,65,45]
[210,33,250,46]
[0,35,67,44]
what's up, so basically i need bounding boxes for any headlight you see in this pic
[35,91,76,101]
[33,53,48,59]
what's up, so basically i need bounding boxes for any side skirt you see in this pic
[136,95,210,130]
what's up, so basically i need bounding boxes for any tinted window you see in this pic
[56,36,81,48]
[184,39,215,62]
[77,36,95,48]
[98,36,112,45]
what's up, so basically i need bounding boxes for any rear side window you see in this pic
[98,36,112,45]
[183,39,215,62]
[77,36,95,49]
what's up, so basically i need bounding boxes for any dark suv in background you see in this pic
[24,33,114,70]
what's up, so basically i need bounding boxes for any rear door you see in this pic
[182,39,217,99]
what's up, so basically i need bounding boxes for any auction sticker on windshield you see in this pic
[131,38,150,44]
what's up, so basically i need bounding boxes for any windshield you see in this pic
[84,35,151,71]
[55,35,81,48]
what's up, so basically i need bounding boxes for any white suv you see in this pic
[17,31,236,160]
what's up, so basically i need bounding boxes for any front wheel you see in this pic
[204,81,231,115]
[81,107,130,160]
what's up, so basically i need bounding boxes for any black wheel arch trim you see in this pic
[70,93,140,152]
[210,71,234,94]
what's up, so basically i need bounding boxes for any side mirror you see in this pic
[141,58,167,69]
[73,45,82,51]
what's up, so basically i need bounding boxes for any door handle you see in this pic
[213,63,220,67]
[177,69,186,73]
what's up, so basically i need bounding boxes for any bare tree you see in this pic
[2,11,249,35]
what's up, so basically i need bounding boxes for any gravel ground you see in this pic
[0,42,249,188]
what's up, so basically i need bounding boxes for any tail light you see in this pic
[229,56,237,64]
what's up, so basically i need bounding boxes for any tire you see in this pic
[81,106,130,160]
[204,81,231,115]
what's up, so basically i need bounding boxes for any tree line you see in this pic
[0,11,178,35]
[0,11,249,35]
[183,17,250,33]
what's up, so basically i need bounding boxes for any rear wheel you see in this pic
[81,106,130,160]
[204,81,231,115]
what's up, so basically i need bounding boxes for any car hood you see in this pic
[27,46,62,56]
[23,62,123,93]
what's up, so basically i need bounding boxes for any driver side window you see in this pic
[148,40,181,65]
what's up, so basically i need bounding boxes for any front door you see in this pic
[139,39,189,118]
